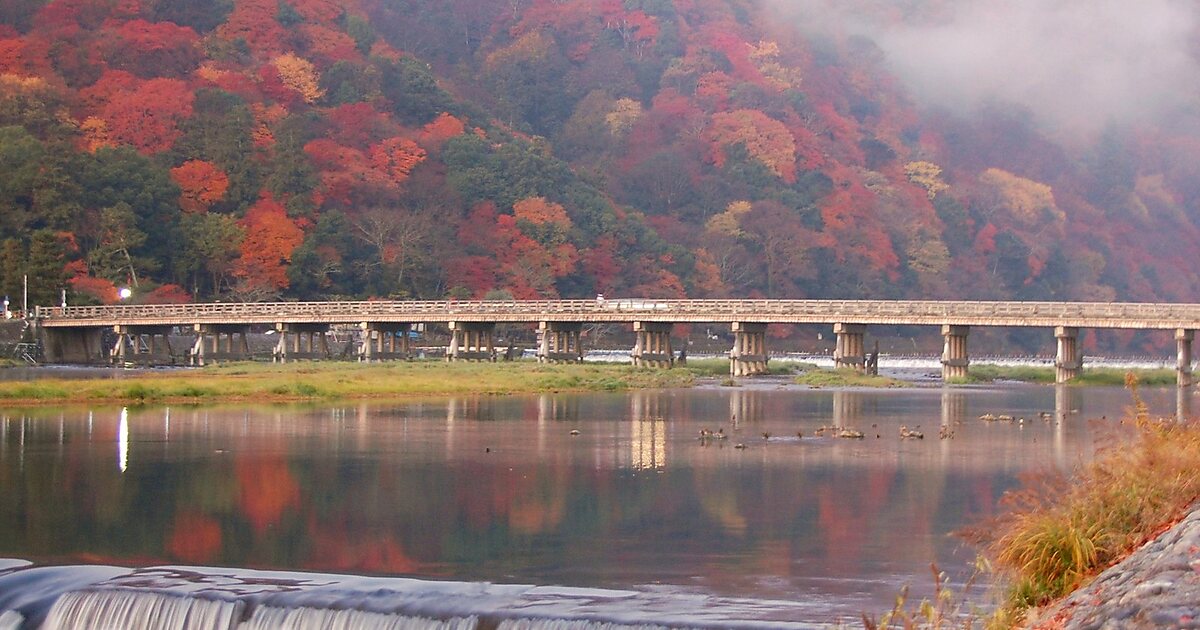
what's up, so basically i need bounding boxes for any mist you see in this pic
[779,0,1200,134]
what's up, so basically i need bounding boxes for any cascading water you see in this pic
[42,590,243,630]
[242,607,478,630]
[0,562,824,629]
[0,610,24,630]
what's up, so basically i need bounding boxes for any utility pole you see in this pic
[22,274,27,316]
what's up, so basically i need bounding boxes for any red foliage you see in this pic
[286,0,346,23]
[298,23,359,65]
[143,284,192,304]
[102,19,201,77]
[67,261,119,304]
[101,77,194,153]
[327,103,394,148]
[368,137,427,182]
[233,193,305,292]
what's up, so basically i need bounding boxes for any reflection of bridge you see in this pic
[34,299,1200,384]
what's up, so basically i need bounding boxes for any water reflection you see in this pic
[0,385,1180,622]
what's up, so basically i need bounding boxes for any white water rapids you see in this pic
[0,563,824,629]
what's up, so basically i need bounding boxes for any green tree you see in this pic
[0,238,25,307]
[87,203,149,288]
[376,57,454,126]
[25,230,67,309]
[173,89,259,213]
[178,213,244,297]
[0,126,80,233]
[79,147,181,282]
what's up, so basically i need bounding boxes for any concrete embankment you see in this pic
[1030,505,1200,629]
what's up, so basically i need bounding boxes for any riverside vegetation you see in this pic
[0,361,701,405]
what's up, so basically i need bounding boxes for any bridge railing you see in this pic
[34,299,1200,324]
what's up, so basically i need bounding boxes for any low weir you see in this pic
[0,562,816,629]
[32,299,1200,384]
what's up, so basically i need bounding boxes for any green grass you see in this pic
[793,368,907,388]
[951,364,1178,387]
[976,374,1200,625]
[680,357,800,377]
[0,360,698,405]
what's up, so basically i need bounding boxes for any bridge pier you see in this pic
[538,321,584,363]
[729,322,769,376]
[1177,329,1194,387]
[448,321,495,362]
[941,325,970,381]
[833,323,866,371]
[631,322,673,368]
[41,327,106,364]
[274,323,331,363]
[1055,326,1083,383]
[112,325,175,366]
[360,323,411,362]
[191,324,250,366]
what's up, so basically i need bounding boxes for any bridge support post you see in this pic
[447,321,496,362]
[1055,326,1082,383]
[833,323,867,371]
[1177,329,1194,387]
[191,324,250,366]
[538,322,584,363]
[360,323,411,362]
[41,327,106,364]
[730,322,769,376]
[632,322,673,368]
[112,325,175,366]
[275,323,331,363]
[941,325,970,381]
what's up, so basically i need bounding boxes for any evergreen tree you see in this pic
[0,238,25,310]
[25,230,67,309]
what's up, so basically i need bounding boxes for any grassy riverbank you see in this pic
[950,364,1178,386]
[0,361,700,405]
[974,375,1200,626]
[794,368,907,388]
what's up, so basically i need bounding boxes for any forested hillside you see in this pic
[3,0,1199,315]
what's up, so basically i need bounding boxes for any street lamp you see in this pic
[118,287,133,301]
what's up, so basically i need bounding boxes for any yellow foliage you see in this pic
[747,40,781,61]
[979,168,1062,225]
[194,63,228,84]
[903,161,949,199]
[485,30,554,69]
[79,116,112,153]
[604,98,643,136]
[704,200,751,237]
[708,110,797,182]
[0,73,46,90]
[271,53,325,104]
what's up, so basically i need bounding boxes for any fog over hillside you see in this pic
[779,0,1200,133]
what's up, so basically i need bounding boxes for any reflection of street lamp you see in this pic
[118,287,133,301]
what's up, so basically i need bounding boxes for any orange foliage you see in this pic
[101,78,194,153]
[79,116,112,153]
[328,103,393,148]
[707,109,798,183]
[419,113,466,150]
[233,193,305,292]
[298,23,358,64]
[512,196,570,227]
[368,137,427,182]
[236,454,300,534]
[103,19,201,77]
[67,260,119,303]
[166,512,223,564]
[171,160,230,214]
[143,284,192,304]
[216,0,288,57]
[286,0,346,23]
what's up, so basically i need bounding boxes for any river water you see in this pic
[0,382,1190,627]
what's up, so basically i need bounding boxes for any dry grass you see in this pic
[977,373,1200,624]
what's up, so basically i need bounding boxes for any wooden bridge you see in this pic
[33,299,1200,384]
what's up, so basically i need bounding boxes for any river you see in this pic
[0,382,1189,627]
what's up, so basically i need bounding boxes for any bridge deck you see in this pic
[34,299,1200,330]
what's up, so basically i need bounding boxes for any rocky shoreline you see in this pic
[1029,505,1200,629]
